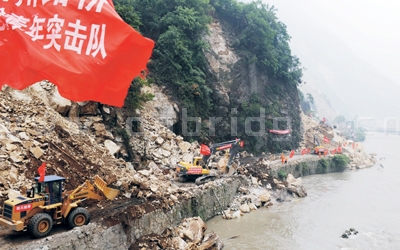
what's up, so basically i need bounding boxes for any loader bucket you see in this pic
[94,175,120,200]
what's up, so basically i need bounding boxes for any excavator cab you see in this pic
[34,175,65,205]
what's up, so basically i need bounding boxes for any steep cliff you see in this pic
[203,18,302,153]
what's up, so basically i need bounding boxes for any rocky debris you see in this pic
[0,83,241,221]
[126,113,200,168]
[221,171,305,219]
[0,85,194,212]
[341,228,359,238]
[300,113,376,169]
[131,217,223,250]
[140,84,179,130]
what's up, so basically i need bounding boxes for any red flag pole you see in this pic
[38,162,46,183]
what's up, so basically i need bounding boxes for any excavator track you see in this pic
[195,175,216,185]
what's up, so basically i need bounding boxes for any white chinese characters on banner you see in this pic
[78,0,108,13]
[44,14,64,51]
[26,15,46,41]
[14,203,33,212]
[9,0,108,11]
[0,8,29,30]
[0,6,108,58]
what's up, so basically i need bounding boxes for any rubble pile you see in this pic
[131,217,223,250]
[300,113,376,169]
[0,84,216,214]
[128,113,200,169]
[223,165,307,220]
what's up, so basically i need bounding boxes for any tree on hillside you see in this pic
[334,115,346,123]
[211,0,303,86]
[306,93,314,105]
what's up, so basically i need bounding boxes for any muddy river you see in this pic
[207,133,400,250]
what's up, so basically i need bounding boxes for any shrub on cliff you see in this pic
[317,158,329,174]
[331,154,350,171]
[278,169,288,180]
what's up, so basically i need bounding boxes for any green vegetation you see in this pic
[211,0,302,86]
[124,78,154,116]
[114,128,134,161]
[333,115,346,124]
[299,90,311,113]
[114,0,213,118]
[299,162,309,176]
[317,158,328,174]
[355,127,366,142]
[306,93,314,105]
[331,154,349,171]
[278,169,288,180]
[114,0,303,154]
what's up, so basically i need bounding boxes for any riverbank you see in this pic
[207,133,395,250]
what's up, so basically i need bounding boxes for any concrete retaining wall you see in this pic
[269,156,346,179]
[18,178,242,250]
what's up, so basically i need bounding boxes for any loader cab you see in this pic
[34,175,65,205]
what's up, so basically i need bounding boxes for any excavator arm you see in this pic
[202,139,243,165]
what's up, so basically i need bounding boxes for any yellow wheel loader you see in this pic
[0,175,119,238]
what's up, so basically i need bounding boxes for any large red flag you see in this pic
[38,162,46,183]
[0,0,154,107]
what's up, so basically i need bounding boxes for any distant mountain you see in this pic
[291,24,400,125]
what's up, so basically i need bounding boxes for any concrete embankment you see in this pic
[269,156,346,179]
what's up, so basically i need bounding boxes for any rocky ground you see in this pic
[0,82,377,249]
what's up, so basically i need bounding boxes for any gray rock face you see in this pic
[141,84,179,129]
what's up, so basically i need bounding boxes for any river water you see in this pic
[206,133,400,250]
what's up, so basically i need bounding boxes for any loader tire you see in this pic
[28,213,53,238]
[67,207,90,228]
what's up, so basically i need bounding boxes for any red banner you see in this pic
[0,0,154,107]
[187,167,202,175]
[14,203,32,212]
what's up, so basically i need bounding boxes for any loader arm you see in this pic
[61,175,119,218]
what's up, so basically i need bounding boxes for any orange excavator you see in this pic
[0,175,119,238]
[176,139,244,185]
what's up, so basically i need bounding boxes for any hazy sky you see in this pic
[255,0,400,85]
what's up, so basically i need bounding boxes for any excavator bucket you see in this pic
[94,175,120,200]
